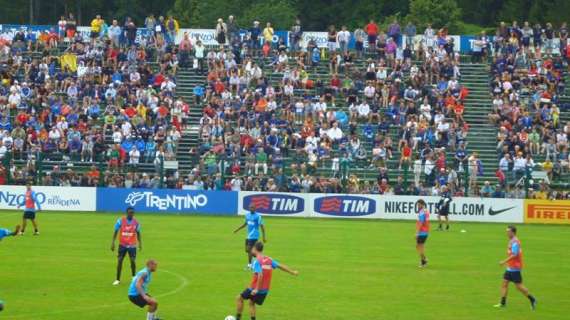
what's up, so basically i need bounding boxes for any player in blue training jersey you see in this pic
[0,225,21,241]
[234,204,267,268]
[128,259,160,320]
[0,225,20,312]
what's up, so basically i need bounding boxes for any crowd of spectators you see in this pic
[0,13,185,186]
[190,16,476,197]
[488,21,569,197]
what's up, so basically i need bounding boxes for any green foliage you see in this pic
[407,0,462,32]
[240,0,297,29]
[1,0,569,32]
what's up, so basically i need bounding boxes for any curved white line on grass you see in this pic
[10,269,190,319]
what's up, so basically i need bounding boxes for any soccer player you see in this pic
[0,225,20,312]
[128,259,160,320]
[111,207,142,286]
[235,241,298,320]
[416,199,430,268]
[494,225,537,310]
[17,183,41,235]
[0,225,21,241]
[436,185,452,231]
[234,204,267,268]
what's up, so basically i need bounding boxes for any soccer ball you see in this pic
[224,316,236,320]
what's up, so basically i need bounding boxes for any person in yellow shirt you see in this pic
[263,22,274,47]
[90,15,104,43]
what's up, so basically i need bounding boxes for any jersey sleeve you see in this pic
[511,242,520,256]
[114,218,122,231]
[252,259,262,273]
[419,212,426,223]
[271,260,279,269]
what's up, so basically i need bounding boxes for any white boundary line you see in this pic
[8,269,190,319]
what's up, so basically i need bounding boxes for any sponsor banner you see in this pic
[238,191,309,217]
[524,199,570,224]
[312,194,379,218]
[96,188,237,215]
[0,24,55,42]
[301,31,328,48]
[380,196,523,223]
[0,186,95,211]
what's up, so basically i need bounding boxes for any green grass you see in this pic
[0,211,569,320]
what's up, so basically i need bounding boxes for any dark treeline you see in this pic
[1,0,569,33]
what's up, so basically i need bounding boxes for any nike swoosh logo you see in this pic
[488,206,516,216]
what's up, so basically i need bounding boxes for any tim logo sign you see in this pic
[314,196,376,217]
[243,194,304,215]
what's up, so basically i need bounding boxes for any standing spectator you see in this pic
[387,19,401,43]
[337,26,350,55]
[405,21,417,50]
[215,18,227,46]
[249,21,262,53]
[365,19,379,53]
[263,22,275,48]
[165,16,179,44]
[226,15,239,44]
[290,19,302,52]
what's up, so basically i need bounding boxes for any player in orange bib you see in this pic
[415,199,430,268]
[111,207,142,286]
[494,225,537,310]
[234,242,298,320]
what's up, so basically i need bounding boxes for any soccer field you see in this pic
[0,211,568,320]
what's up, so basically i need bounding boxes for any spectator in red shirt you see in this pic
[365,20,379,50]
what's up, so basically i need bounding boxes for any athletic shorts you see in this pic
[241,288,268,305]
[438,209,449,216]
[416,235,428,244]
[503,270,522,284]
[118,245,137,259]
[245,239,258,253]
[90,31,99,38]
[129,294,149,308]
[23,211,36,220]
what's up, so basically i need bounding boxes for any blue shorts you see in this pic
[23,211,36,220]
[416,235,428,244]
[118,245,137,260]
[503,270,522,284]
[241,288,268,305]
[245,239,258,253]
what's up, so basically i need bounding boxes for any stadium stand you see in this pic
[0,16,568,199]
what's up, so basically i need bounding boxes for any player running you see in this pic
[436,185,452,231]
[234,204,267,269]
[17,183,41,235]
[416,199,430,268]
[494,225,537,310]
[128,259,160,320]
[234,241,298,320]
[111,207,142,286]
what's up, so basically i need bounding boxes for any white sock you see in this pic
[147,312,155,320]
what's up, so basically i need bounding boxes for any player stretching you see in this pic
[17,183,41,235]
[0,225,21,241]
[494,226,537,310]
[416,199,430,268]
[234,204,266,269]
[1,225,20,312]
[436,185,452,231]
[111,207,142,285]
[128,259,160,320]
[235,242,298,320]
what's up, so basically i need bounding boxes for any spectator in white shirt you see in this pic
[357,101,370,120]
[327,121,344,141]
[337,26,351,54]
[129,146,141,164]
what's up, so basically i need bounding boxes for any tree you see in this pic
[407,0,462,32]
[240,0,297,29]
